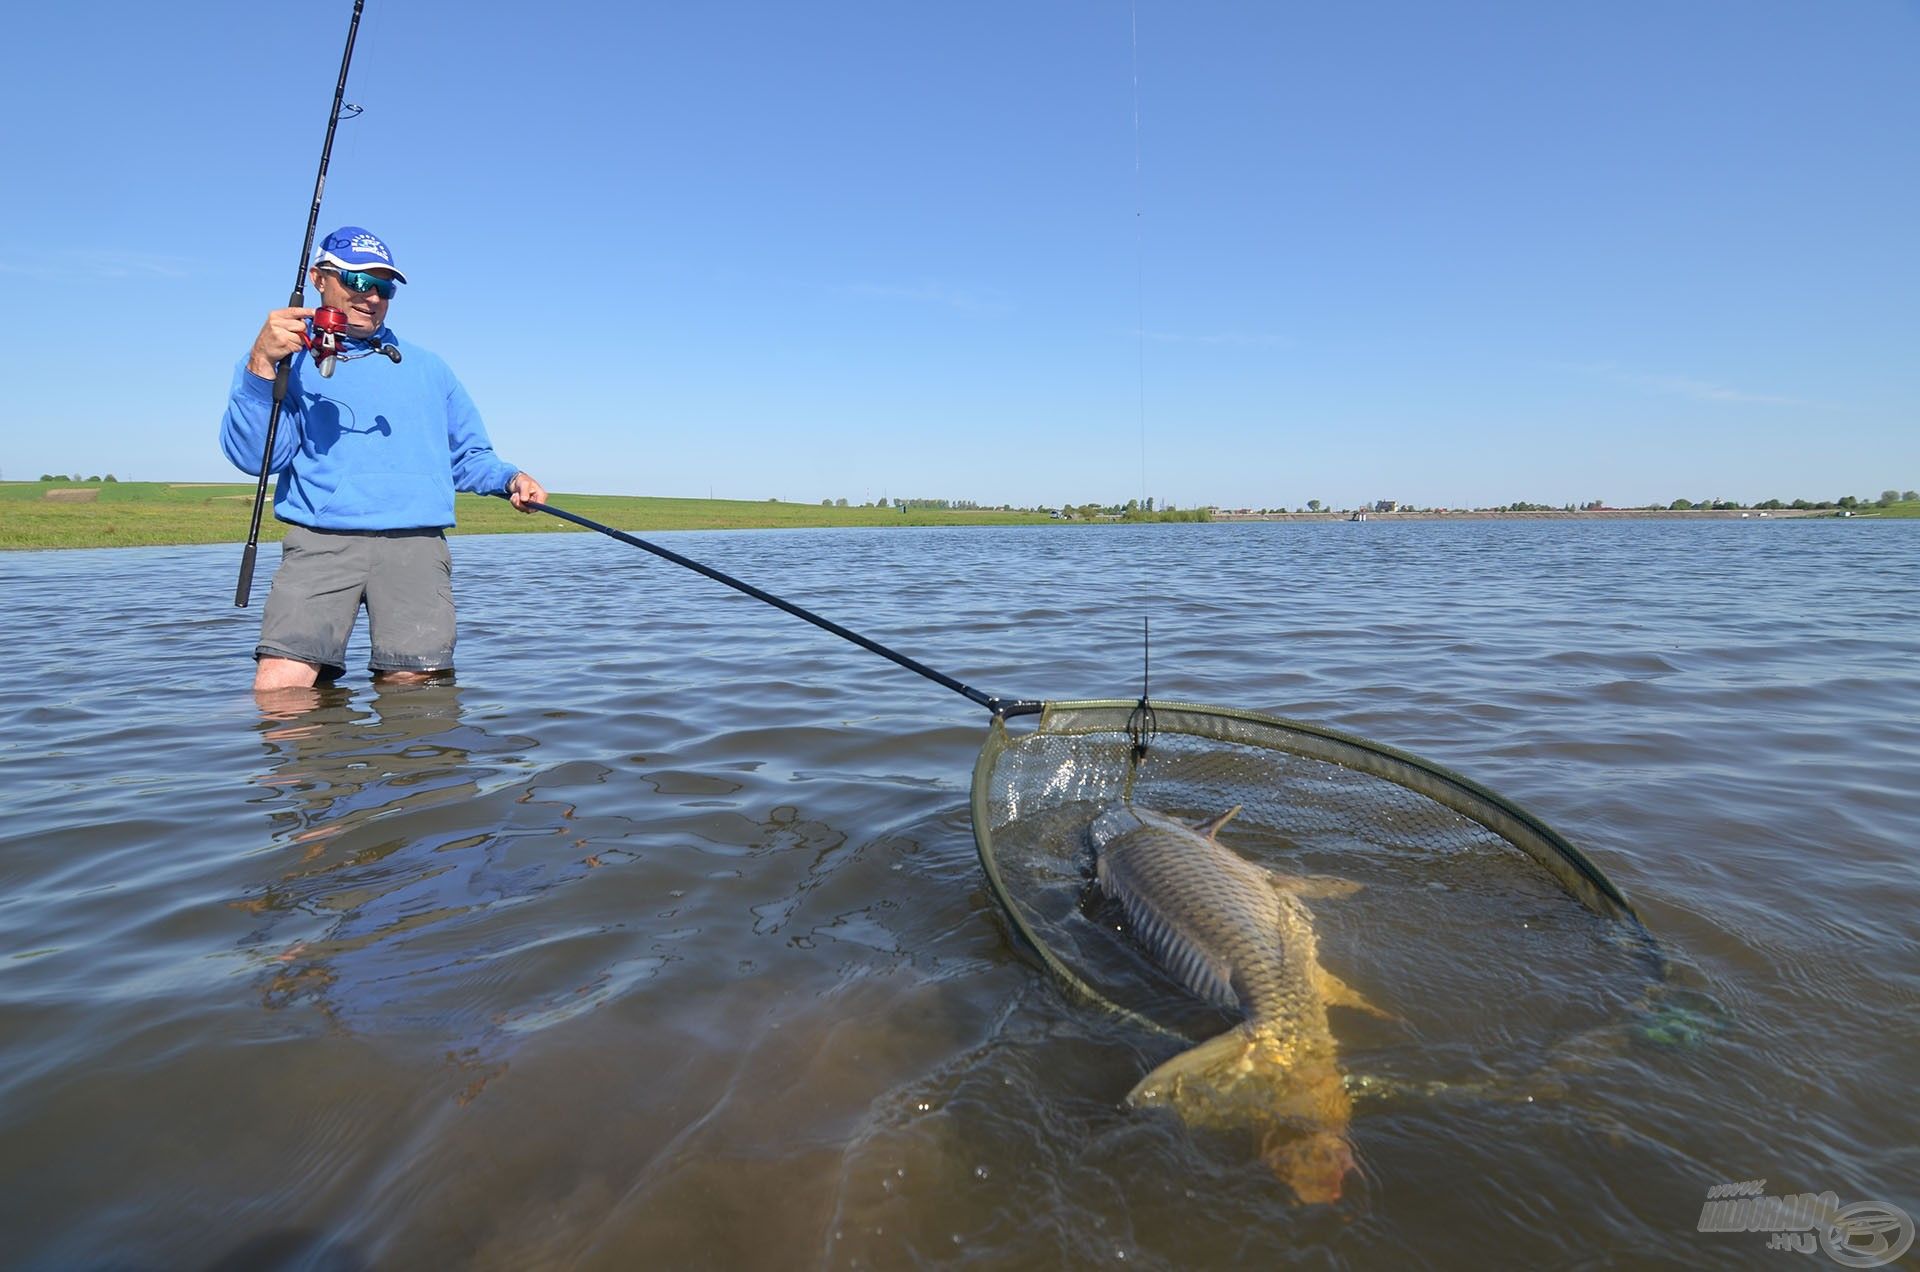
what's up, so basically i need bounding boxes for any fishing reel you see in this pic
[304,306,349,377]
[304,306,402,378]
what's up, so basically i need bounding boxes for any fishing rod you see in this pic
[234,0,368,608]
[523,500,1046,719]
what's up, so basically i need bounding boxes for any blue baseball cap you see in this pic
[313,226,408,284]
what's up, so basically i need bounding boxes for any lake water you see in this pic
[1,519,1915,1269]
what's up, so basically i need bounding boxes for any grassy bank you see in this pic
[0,481,1062,550]
[4,481,1910,549]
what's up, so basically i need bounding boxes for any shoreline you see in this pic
[2,481,1898,551]
[1211,507,1840,522]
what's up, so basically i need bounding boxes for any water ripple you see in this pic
[0,520,1916,1266]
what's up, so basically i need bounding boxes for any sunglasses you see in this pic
[320,267,398,299]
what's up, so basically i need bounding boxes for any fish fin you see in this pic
[1316,963,1399,1023]
[1272,873,1363,901]
[1193,805,1243,839]
[1126,1027,1257,1108]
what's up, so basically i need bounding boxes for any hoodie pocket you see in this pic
[313,472,446,525]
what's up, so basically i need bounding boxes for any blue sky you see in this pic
[3,1,1915,510]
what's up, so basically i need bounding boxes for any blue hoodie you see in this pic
[220,326,519,530]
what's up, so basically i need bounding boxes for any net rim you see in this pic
[969,698,1647,1025]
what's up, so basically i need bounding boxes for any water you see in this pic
[1,519,1915,1269]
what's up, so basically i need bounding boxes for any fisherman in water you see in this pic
[220,227,546,691]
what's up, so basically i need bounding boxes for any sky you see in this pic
[2,0,1915,511]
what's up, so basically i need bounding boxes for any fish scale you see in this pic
[1092,802,1318,1030]
[1088,801,1364,1203]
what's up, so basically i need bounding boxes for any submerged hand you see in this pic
[507,472,548,512]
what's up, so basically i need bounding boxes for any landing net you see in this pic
[520,502,1664,1053]
[971,700,1651,1040]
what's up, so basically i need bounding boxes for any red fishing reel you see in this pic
[305,306,350,378]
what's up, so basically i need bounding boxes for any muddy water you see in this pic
[0,519,1914,1268]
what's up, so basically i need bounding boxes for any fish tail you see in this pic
[1129,1026,1356,1204]
[1126,1026,1259,1109]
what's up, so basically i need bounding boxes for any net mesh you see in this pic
[972,701,1653,1050]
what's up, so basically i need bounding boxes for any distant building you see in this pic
[1374,499,1399,513]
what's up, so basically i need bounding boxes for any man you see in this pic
[221,226,546,690]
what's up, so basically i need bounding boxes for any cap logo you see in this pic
[348,233,392,261]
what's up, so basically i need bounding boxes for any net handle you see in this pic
[523,500,1046,717]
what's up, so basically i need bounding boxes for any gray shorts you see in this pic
[256,525,455,678]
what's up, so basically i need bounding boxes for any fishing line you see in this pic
[333,0,383,184]
[1125,3,1160,761]
[1130,0,1147,512]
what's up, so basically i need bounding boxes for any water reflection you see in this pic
[251,680,485,849]
[238,682,572,1043]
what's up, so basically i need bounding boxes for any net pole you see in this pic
[522,500,1045,718]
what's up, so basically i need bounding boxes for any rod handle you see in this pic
[235,542,258,608]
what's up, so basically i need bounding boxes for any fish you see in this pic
[1088,801,1387,1203]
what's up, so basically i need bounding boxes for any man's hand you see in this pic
[507,472,548,512]
[247,307,316,378]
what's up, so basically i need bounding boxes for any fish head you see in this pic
[1261,1127,1357,1205]
[1087,801,1147,853]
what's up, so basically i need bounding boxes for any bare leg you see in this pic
[255,655,322,691]
[372,669,452,685]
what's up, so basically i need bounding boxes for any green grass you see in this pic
[0,480,1062,550]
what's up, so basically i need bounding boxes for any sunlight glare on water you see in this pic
[0,518,1915,1268]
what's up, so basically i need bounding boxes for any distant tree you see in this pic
[1878,489,1900,507]
[1756,498,1784,510]
[39,473,56,482]
[103,474,117,483]
[821,498,832,506]
[1307,499,1322,512]
[1670,498,1693,510]
[1903,490,1918,502]
[835,497,847,507]
[1838,495,1859,509]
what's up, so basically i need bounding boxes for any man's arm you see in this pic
[445,377,547,512]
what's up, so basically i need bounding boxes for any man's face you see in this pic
[310,265,397,338]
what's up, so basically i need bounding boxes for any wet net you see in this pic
[971,700,1655,1047]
